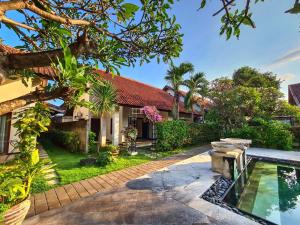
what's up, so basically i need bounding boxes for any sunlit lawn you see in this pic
[41,139,187,185]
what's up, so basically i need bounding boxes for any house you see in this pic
[163,85,211,122]
[0,44,53,162]
[54,70,201,151]
[288,83,300,107]
[0,43,201,154]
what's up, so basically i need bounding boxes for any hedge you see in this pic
[187,122,220,145]
[46,129,81,153]
[155,120,220,151]
[228,118,293,150]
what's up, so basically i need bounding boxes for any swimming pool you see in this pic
[223,159,300,225]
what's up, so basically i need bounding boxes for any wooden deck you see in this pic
[27,146,210,218]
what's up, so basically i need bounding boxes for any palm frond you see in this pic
[90,79,118,115]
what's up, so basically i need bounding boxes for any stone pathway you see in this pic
[247,147,300,162]
[24,147,258,225]
[38,145,59,185]
[27,145,211,218]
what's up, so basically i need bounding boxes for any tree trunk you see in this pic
[191,111,194,122]
[0,87,70,116]
[96,113,103,153]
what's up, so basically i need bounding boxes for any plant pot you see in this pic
[1,198,31,225]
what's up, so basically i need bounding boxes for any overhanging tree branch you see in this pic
[0,87,71,116]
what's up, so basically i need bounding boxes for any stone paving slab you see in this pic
[27,145,211,218]
[24,188,221,225]
[247,147,300,162]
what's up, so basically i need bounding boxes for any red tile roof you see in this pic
[289,83,300,106]
[96,70,191,113]
[0,44,56,77]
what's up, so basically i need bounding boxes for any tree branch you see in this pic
[0,87,70,116]
[1,33,93,71]
[1,16,36,31]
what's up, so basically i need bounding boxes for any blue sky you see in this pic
[1,0,300,99]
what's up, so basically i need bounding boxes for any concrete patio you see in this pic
[24,146,261,225]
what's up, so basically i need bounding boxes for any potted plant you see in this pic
[0,103,51,225]
[122,126,138,155]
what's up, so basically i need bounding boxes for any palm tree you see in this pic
[90,79,118,152]
[165,63,194,119]
[183,72,208,121]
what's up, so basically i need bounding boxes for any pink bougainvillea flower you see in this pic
[140,106,163,123]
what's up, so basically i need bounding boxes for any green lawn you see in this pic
[41,139,184,185]
[2,140,198,194]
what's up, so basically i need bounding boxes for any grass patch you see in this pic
[41,139,153,185]
[40,139,197,186]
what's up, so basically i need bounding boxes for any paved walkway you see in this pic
[24,148,258,225]
[247,147,300,162]
[27,145,211,218]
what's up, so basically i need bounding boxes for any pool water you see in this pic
[224,160,300,225]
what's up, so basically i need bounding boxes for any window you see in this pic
[0,114,10,154]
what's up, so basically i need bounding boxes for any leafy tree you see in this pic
[165,62,194,119]
[0,0,183,115]
[233,66,281,89]
[183,72,208,120]
[199,0,300,39]
[90,79,118,151]
[208,66,289,132]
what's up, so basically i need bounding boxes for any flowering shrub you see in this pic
[140,106,162,123]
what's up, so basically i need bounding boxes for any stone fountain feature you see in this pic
[210,138,252,180]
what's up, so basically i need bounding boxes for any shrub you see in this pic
[156,120,189,151]
[97,145,118,166]
[88,131,97,153]
[229,118,293,150]
[48,129,80,152]
[187,123,220,145]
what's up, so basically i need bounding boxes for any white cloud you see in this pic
[267,47,300,68]
[278,73,296,82]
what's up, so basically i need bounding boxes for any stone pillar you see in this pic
[112,110,120,146]
[100,115,107,146]
[119,106,124,143]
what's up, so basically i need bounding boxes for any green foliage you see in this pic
[48,130,80,153]
[156,120,189,151]
[165,62,194,119]
[187,123,220,145]
[275,100,300,122]
[208,67,284,132]
[183,72,208,113]
[0,103,52,214]
[233,66,281,89]
[5,1,183,74]
[30,175,53,194]
[97,145,119,167]
[229,118,294,150]
[47,39,93,109]
[88,131,97,152]
[40,139,192,186]
[90,79,118,116]
[13,103,51,161]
